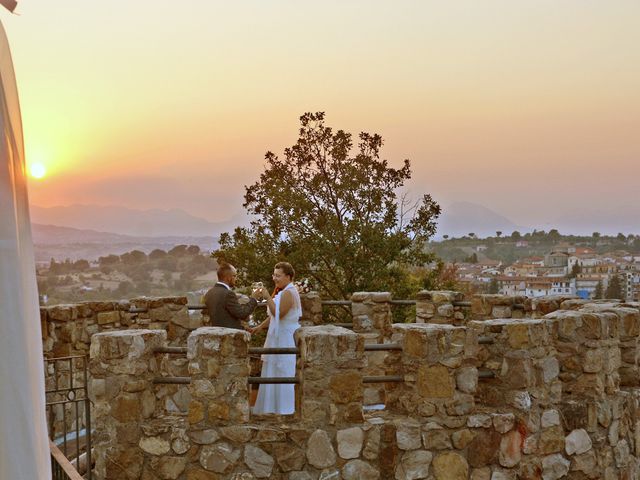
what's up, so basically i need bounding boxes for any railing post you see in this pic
[296,325,365,426]
[187,327,251,427]
[350,292,392,340]
[386,323,478,418]
[299,291,323,326]
[416,290,464,325]
[351,292,392,406]
[89,329,167,479]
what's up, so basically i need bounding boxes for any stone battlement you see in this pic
[82,292,640,479]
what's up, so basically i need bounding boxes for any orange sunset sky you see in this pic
[3,1,640,232]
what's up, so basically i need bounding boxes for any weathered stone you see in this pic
[571,450,597,476]
[499,430,522,468]
[141,390,156,418]
[208,402,230,421]
[614,439,630,467]
[418,365,454,398]
[188,400,205,424]
[244,445,274,478]
[105,448,143,479]
[150,456,188,479]
[490,470,515,480]
[432,452,469,480]
[111,394,141,422]
[565,429,592,456]
[468,430,501,467]
[288,473,313,480]
[452,429,475,449]
[329,372,362,404]
[583,349,604,373]
[273,444,305,472]
[363,427,380,460]
[189,429,220,445]
[337,427,364,459]
[199,442,240,473]
[319,468,341,480]
[541,453,569,480]
[306,430,336,469]
[456,367,478,393]
[541,357,560,383]
[97,311,120,325]
[493,414,515,433]
[139,436,171,455]
[507,324,530,349]
[539,426,565,454]
[255,428,286,443]
[468,414,492,428]
[171,433,190,455]
[422,429,452,450]
[220,426,254,443]
[396,422,421,451]
[395,450,432,480]
[541,410,560,428]
[342,459,380,480]
[185,468,222,480]
[470,467,491,480]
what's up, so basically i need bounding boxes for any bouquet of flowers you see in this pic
[294,278,313,294]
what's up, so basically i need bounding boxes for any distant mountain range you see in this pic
[435,201,528,239]
[30,223,220,262]
[30,204,246,237]
[29,201,639,262]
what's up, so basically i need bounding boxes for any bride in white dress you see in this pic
[251,262,302,415]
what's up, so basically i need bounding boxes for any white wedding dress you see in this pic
[253,283,301,415]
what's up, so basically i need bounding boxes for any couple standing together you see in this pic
[204,261,301,415]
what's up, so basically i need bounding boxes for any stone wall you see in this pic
[89,297,640,480]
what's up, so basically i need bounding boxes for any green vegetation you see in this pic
[429,230,640,265]
[37,246,216,304]
[213,112,444,305]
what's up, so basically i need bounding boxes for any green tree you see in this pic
[569,263,581,279]
[605,275,623,299]
[547,229,561,242]
[464,253,478,264]
[594,280,603,299]
[149,249,167,260]
[511,231,521,240]
[213,112,441,299]
[495,231,502,238]
[488,277,499,294]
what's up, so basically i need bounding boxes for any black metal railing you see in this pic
[45,355,92,479]
[50,440,84,480]
[129,298,527,316]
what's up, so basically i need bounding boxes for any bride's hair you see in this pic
[274,261,295,279]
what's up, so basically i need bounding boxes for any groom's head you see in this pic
[217,263,238,288]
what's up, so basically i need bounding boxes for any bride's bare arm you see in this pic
[264,289,293,317]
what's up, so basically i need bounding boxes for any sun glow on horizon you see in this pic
[29,162,46,179]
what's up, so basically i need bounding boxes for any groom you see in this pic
[205,263,260,330]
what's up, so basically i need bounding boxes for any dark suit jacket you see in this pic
[204,283,257,330]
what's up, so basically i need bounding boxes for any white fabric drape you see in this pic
[0,19,52,480]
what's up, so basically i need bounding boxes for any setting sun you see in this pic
[29,162,46,179]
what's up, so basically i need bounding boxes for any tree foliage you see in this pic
[605,275,623,299]
[213,112,441,299]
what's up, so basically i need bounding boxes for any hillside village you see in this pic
[433,232,640,301]
[36,231,640,306]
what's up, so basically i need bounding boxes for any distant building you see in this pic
[525,278,554,297]
[544,251,570,269]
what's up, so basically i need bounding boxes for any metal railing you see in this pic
[128,298,526,315]
[50,440,84,480]
[45,355,91,479]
